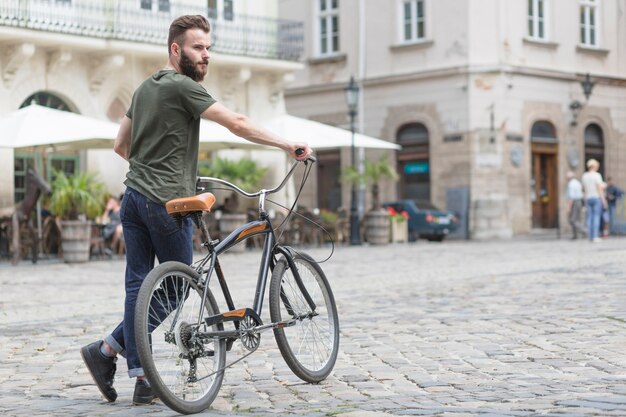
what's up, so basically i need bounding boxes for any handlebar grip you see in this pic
[295,148,316,163]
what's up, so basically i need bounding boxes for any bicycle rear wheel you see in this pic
[135,261,226,415]
[269,252,339,383]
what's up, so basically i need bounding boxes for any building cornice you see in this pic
[285,64,625,97]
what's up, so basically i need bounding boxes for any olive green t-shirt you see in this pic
[124,70,216,204]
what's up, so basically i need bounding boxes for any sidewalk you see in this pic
[1,237,626,416]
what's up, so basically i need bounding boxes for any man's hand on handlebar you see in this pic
[290,144,313,161]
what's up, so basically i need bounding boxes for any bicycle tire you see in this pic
[135,261,226,415]
[269,252,340,383]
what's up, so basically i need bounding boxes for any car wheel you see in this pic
[427,235,444,242]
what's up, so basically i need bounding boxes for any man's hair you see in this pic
[168,15,211,55]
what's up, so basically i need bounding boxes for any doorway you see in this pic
[584,123,604,177]
[531,145,558,228]
[530,121,559,229]
[396,123,430,200]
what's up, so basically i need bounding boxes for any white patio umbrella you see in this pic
[264,114,401,150]
[200,114,401,151]
[199,118,267,151]
[0,104,120,151]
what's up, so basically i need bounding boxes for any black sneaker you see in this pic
[133,378,156,405]
[80,341,117,402]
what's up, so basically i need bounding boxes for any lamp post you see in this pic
[569,74,595,126]
[582,73,594,101]
[344,76,361,245]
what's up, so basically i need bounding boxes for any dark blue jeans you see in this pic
[104,187,192,377]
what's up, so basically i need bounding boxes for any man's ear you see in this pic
[170,42,181,58]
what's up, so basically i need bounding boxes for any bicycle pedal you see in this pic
[204,308,262,327]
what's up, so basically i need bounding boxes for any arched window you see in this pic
[20,92,73,112]
[397,123,429,145]
[584,123,605,176]
[396,122,430,200]
[531,120,557,143]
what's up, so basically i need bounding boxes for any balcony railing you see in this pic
[0,0,303,61]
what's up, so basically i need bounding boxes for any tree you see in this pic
[342,155,398,211]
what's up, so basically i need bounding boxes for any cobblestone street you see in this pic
[1,237,626,416]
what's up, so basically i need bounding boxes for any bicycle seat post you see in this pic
[195,212,216,250]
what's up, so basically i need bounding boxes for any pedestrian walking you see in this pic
[581,159,606,243]
[566,171,585,240]
[80,14,312,406]
[605,177,624,235]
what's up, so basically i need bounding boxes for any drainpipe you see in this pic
[357,0,366,217]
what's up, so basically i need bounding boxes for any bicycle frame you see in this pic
[193,159,317,333]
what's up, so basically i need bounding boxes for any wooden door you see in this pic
[531,144,558,228]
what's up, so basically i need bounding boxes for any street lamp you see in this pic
[344,76,361,245]
[582,73,594,101]
[569,73,595,126]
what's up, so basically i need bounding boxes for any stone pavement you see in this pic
[1,237,626,416]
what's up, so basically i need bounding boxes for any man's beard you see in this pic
[180,50,208,82]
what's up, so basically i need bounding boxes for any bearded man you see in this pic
[80,15,311,406]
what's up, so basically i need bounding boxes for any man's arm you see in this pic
[201,103,311,160]
[114,116,132,161]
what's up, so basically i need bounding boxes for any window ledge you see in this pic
[308,53,347,65]
[576,45,610,55]
[523,37,559,49]
[390,39,434,52]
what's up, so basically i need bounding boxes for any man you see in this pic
[80,15,312,406]
[605,177,624,235]
[566,171,585,240]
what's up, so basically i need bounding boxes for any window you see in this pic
[20,92,72,112]
[317,0,339,55]
[208,0,234,21]
[47,155,78,183]
[584,123,604,176]
[140,0,170,12]
[158,0,170,12]
[402,0,425,42]
[531,120,557,142]
[14,154,36,203]
[396,123,430,200]
[528,0,549,40]
[580,0,599,47]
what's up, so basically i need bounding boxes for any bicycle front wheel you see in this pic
[269,252,339,383]
[135,261,226,415]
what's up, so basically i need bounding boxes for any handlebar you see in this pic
[196,156,316,212]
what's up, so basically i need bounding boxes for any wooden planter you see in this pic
[60,220,92,263]
[390,219,408,243]
[365,210,390,245]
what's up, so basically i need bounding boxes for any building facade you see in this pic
[0,0,303,209]
[279,0,626,238]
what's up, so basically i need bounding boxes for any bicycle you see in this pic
[134,154,340,415]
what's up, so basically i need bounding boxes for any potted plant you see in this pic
[49,171,105,262]
[386,206,409,243]
[199,157,267,251]
[342,155,398,245]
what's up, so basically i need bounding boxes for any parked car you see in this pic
[383,200,458,242]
